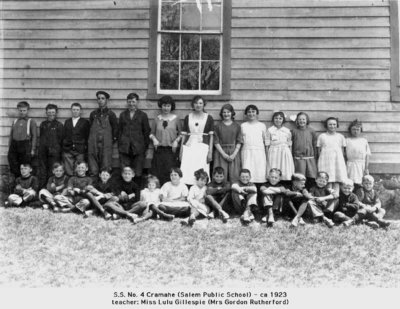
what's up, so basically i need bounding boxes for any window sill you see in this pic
[146,93,231,101]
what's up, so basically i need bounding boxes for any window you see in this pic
[148,0,231,99]
[390,0,400,101]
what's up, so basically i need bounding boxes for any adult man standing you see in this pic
[88,91,118,176]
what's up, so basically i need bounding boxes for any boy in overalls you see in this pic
[8,101,37,179]
[88,91,118,176]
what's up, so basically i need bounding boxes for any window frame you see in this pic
[390,0,400,101]
[148,0,231,101]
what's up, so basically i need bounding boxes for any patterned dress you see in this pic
[317,132,347,182]
[266,126,295,181]
[345,137,371,185]
[241,121,268,183]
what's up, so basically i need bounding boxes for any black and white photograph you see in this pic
[0,0,399,308]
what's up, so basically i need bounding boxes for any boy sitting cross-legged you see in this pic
[355,175,390,229]
[38,162,69,211]
[7,163,39,207]
[54,160,92,213]
[332,178,361,227]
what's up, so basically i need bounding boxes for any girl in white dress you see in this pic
[266,111,295,181]
[346,119,371,189]
[317,117,347,192]
[241,105,268,184]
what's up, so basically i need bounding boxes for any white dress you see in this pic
[241,121,268,183]
[181,113,211,185]
[266,126,295,181]
[346,137,371,184]
[188,185,210,216]
[317,132,347,182]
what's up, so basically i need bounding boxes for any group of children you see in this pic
[4,95,390,229]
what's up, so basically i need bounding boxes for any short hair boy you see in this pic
[118,92,151,184]
[7,163,39,207]
[205,167,230,223]
[8,101,37,178]
[62,103,90,176]
[38,104,64,187]
[54,160,93,213]
[88,91,118,176]
[260,168,287,226]
[38,162,69,210]
[333,179,361,226]
[231,169,258,225]
[355,175,390,228]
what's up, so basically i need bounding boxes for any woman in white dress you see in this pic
[241,105,268,184]
[180,96,214,185]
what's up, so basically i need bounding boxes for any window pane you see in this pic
[201,35,220,60]
[202,2,221,31]
[181,62,199,90]
[161,2,180,30]
[160,62,179,89]
[182,34,200,60]
[161,34,179,60]
[201,61,220,90]
[182,3,200,31]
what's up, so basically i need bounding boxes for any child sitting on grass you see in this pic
[186,168,211,226]
[102,166,140,222]
[231,168,258,225]
[332,178,360,227]
[38,162,68,211]
[205,167,230,223]
[54,160,92,213]
[355,175,390,229]
[84,167,114,219]
[260,168,287,227]
[7,163,38,207]
[128,175,160,224]
[152,168,191,220]
[284,173,311,227]
[291,171,336,228]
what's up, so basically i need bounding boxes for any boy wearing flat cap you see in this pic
[118,93,151,187]
[88,91,118,176]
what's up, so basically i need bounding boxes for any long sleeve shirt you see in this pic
[118,109,150,155]
[46,175,69,194]
[14,175,39,194]
[39,119,63,151]
[337,192,360,216]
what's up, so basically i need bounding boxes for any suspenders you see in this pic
[13,118,31,138]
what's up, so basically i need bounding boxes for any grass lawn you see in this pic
[0,206,399,288]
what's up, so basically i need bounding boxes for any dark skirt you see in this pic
[150,146,179,185]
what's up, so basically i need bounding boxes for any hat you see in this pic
[96,91,110,99]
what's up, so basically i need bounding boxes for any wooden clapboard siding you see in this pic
[0,0,399,174]
[230,0,398,173]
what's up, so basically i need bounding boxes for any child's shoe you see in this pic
[83,210,95,218]
[61,207,71,213]
[112,214,121,220]
[323,217,334,228]
[188,215,196,227]
[377,219,390,228]
[220,210,229,223]
[261,215,267,223]
[126,213,137,222]
[342,219,354,227]
[4,201,9,207]
[163,213,174,221]
[298,218,306,225]
[207,212,215,219]
[53,206,61,213]
[291,217,299,227]
[104,212,112,220]
[42,204,50,210]
[365,221,379,229]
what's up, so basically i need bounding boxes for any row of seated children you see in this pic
[5,161,390,229]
